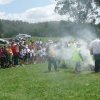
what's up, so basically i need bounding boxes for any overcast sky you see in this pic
[0,0,67,23]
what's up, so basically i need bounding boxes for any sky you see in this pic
[0,0,100,24]
[0,0,67,23]
[0,0,53,13]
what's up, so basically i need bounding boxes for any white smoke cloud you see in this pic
[0,0,14,5]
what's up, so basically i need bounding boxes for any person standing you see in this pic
[0,47,5,68]
[72,44,83,73]
[46,44,57,72]
[11,43,19,66]
[90,38,100,72]
[7,45,13,67]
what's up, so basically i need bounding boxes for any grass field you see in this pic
[29,36,60,42]
[0,63,100,100]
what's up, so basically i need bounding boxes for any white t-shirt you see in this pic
[30,49,34,57]
[27,48,30,53]
[90,39,100,54]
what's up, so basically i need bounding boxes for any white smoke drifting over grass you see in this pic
[77,40,94,71]
[48,26,96,72]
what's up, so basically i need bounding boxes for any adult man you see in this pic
[90,38,100,72]
[72,43,83,73]
[46,43,57,72]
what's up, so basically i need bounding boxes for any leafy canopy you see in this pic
[55,0,100,23]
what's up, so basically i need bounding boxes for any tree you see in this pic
[0,20,3,37]
[94,0,100,6]
[55,0,100,23]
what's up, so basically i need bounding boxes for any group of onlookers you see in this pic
[1,37,100,74]
[0,39,47,68]
[46,37,100,73]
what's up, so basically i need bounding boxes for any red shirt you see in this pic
[11,45,19,55]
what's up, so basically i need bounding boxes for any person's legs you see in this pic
[13,55,16,65]
[95,60,99,72]
[1,57,5,68]
[52,58,57,71]
[75,62,81,73]
[14,54,19,66]
[27,53,30,64]
[8,55,13,67]
[94,54,100,72]
[48,57,52,71]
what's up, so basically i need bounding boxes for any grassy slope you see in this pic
[0,63,100,100]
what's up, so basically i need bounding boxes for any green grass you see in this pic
[0,63,100,100]
[29,36,60,42]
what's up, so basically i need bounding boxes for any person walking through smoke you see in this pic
[72,43,83,73]
[46,43,58,72]
[90,38,100,73]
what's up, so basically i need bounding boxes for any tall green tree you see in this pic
[0,20,3,37]
[94,0,100,6]
[55,0,100,23]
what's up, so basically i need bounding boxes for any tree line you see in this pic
[0,19,100,38]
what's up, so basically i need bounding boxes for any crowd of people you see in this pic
[0,39,47,68]
[46,39,95,72]
[0,37,100,73]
